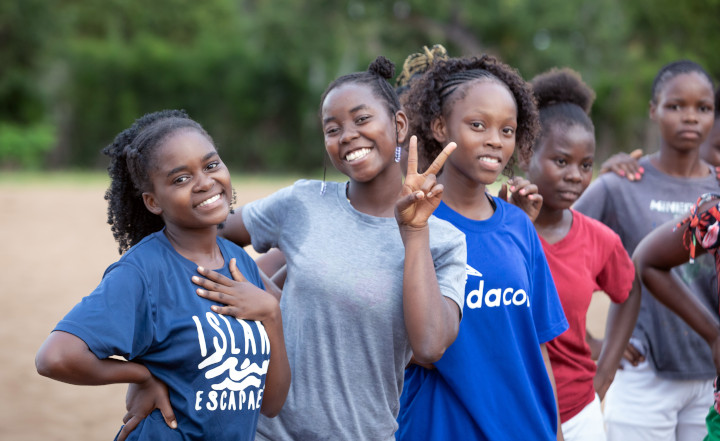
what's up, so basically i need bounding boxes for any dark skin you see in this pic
[522,123,641,401]
[36,132,291,440]
[632,201,720,374]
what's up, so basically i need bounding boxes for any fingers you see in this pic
[423,142,456,177]
[395,191,425,214]
[117,416,142,441]
[194,266,233,288]
[158,398,178,430]
[629,148,643,159]
[228,258,248,283]
[498,184,508,202]
[406,136,419,176]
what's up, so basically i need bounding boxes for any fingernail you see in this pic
[197,289,205,295]
[197,266,205,272]
[635,173,642,180]
[192,276,199,282]
[638,167,644,173]
[618,170,625,176]
[510,186,515,191]
[171,421,177,429]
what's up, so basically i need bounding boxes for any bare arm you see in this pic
[219,208,253,247]
[397,137,461,364]
[594,275,641,399]
[541,343,564,441]
[633,211,720,374]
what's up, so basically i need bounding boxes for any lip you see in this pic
[343,146,373,163]
[677,130,701,140]
[476,154,503,171]
[556,190,581,201]
[194,191,224,209]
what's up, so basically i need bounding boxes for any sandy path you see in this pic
[0,180,610,440]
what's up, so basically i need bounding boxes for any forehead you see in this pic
[450,79,517,115]
[152,129,216,168]
[322,83,383,116]
[657,72,714,101]
[538,124,595,155]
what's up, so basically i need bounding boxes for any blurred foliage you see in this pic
[1,0,719,171]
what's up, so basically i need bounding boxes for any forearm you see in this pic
[260,313,290,417]
[596,278,641,381]
[36,331,151,386]
[642,267,720,345]
[400,226,459,364]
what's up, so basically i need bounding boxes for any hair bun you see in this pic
[531,67,595,114]
[368,56,396,80]
[396,44,449,88]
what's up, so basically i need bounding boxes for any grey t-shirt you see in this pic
[242,180,466,441]
[575,156,718,380]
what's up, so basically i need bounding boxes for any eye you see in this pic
[356,115,372,124]
[581,161,594,171]
[667,104,680,111]
[700,105,713,113]
[205,161,221,172]
[554,158,567,166]
[324,126,340,136]
[173,175,190,185]
[502,127,515,136]
[470,122,485,130]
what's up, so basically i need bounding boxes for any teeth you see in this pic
[479,157,499,163]
[345,148,371,162]
[198,194,221,207]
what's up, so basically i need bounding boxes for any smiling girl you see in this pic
[396,54,568,441]
[35,110,291,440]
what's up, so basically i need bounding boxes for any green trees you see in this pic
[2,0,718,171]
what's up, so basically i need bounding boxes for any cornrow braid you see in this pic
[651,60,714,103]
[531,67,596,143]
[395,44,449,97]
[103,109,213,254]
[320,56,401,120]
[403,55,539,176]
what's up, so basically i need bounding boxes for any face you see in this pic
[432,79,517,186]
[142,129,232,231]
[524,124,595,211]
[650,72,715,152]
[700,119,720,167]
[321,83,407,183]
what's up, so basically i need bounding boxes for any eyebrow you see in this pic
[322,104,370,125]
[166,151,218,177]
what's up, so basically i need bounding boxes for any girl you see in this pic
[634,193,720,440]
[574,60,718,440]
[35,110,291,440]
[217,56,467,440]
[396,54,568,440]
[522,68,641,440]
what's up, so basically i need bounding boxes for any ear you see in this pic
[142,192,163,216]
[649,99,657,121]
[395,110,409,145]
[431,116,448,144]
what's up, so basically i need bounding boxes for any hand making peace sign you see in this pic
[395,135,456,230]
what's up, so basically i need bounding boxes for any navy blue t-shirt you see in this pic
[55,231,270,440]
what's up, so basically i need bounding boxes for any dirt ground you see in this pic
[0,179,610,440]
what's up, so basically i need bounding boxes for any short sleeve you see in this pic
[429,217,467,316]
[529,231,569,344]
[596,229,635,304]
[241,185,295,253]
[54,262,154,360]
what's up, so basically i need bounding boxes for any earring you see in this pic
[395,146,402,163]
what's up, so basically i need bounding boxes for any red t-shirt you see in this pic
[541,210,635,423]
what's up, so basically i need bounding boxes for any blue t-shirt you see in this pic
[54,231,270,441]
[397,199,568,441]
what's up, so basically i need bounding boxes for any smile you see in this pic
[479,156,500,164]
[197,193,222,207]
[345,148,371,162]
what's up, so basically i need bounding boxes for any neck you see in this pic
[163,225,223,269]
[534,206,573,244]
[437,170,494,221]
[652,146,710,178]
[346,166,404,217]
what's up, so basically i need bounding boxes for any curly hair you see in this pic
[530,67,595,145]
[319,55,401,120]
[651,60,714,103]
[102,109,213,254]
[402,54,539,177]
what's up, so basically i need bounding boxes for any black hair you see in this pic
[102,109,214,254]
[402,55,539,176]
[650,60,715,103]
[531,67,595,146]
[319,56,401,119]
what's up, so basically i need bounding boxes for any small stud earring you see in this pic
[395,146,402,163]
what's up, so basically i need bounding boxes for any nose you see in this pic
[682,108,699,124]
[194,171,214,192]
[485,129,503,148]
[339,125,359,144]
[564,164,582,182]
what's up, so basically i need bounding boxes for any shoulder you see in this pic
[428,214,465,240]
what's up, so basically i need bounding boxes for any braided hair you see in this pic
[402,55,539,176]
[395,44,449,97]
[320,56,401,120]
[651,60,714,103]
[103,109,213,254]
[531,67,595,147]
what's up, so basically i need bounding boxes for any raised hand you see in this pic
[193,258,280,322]
[395,136,456,230]
[118,374,176,441]
[499,177,543,222]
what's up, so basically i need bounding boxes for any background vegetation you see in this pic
[2,0,719,172]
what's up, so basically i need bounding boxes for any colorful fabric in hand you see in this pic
[677,192,720,263]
